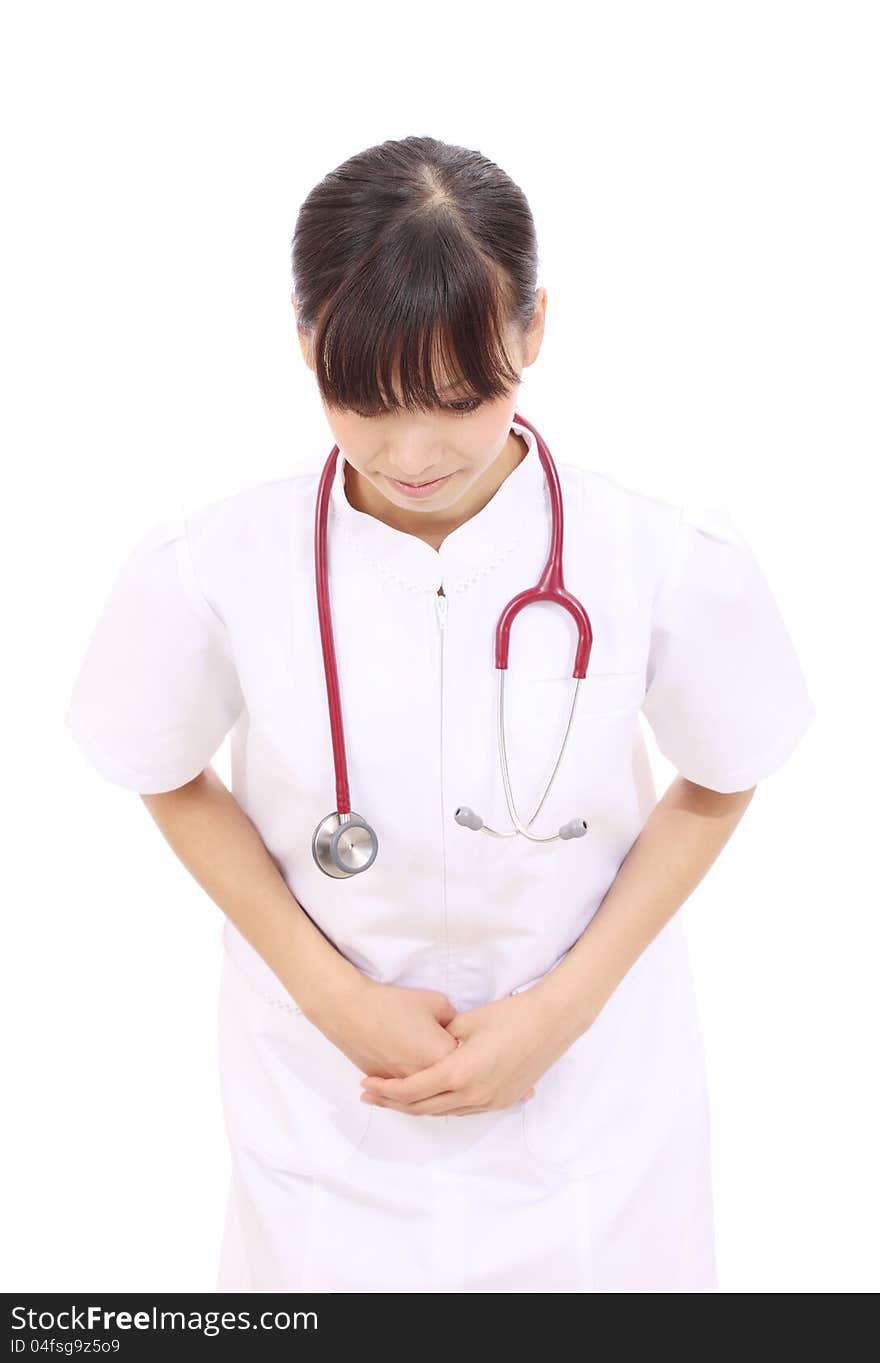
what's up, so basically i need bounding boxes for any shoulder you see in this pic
[556,461,684,584]
[560,461,751,570]
[174,470,319,620]
[558,459,681,527]
[183,471,315,555]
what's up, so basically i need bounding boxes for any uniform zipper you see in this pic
[435,588,449,1008]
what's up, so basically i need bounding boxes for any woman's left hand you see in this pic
[359,987,584,1116]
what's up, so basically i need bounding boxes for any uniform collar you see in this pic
[328,419,548,594]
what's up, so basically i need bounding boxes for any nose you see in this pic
[382,429,447,482]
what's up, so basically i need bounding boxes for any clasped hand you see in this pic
[313,976,576,1118]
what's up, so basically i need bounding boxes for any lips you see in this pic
[391,475,447,488]
[384,472,453,498]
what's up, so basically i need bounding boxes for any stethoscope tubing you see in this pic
[312,411,592,874]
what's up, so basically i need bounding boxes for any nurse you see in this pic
[64,134,816,1293]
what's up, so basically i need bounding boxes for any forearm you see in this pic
[533,775,756,1044]
[139,765,365,1020]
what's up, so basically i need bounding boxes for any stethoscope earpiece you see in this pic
[312,414,593,876]
[455,806,588,840]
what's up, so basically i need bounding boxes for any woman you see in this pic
[64,135,815,1292]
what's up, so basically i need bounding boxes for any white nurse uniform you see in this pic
[64,420,816,1292]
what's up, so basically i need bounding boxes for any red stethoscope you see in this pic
[311,411,594,879]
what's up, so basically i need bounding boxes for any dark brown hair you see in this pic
[290,135,539,416]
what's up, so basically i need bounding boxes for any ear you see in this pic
[292,297,316,372]
[522,287,547,367]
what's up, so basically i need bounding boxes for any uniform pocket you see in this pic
[218,945,374,1178]
[517,668,644,712]
[517,936,701,1176]
[498,669,644,830]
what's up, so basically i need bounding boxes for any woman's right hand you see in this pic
[309,976,461,1078]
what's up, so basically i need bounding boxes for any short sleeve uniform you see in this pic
[641,503,815,793]
[64,424,815,1293]
[65,518,244,794]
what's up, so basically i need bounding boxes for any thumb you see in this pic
[432,994,458,1028]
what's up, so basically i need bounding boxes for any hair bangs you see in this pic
[313,213,523,417]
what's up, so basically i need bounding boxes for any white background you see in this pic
[2,0,876,1293]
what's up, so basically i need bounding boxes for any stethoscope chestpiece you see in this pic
[312,811,379,878]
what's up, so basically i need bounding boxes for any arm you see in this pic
[530,776,756,1046]
[140,767,469,1081]
[139,765,367,1022]
[358,775,757,1114]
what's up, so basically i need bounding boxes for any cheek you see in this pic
[468,403,519,461]
[324,414,372,470]
[327,413,358,445]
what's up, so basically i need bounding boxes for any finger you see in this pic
[446,1091,534,1109]
[360,1055,459,1103]
[434,998,459,1028]
[363,1092,482,1116]
[447,1093,533,1113]
[364,1095,531,1117]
